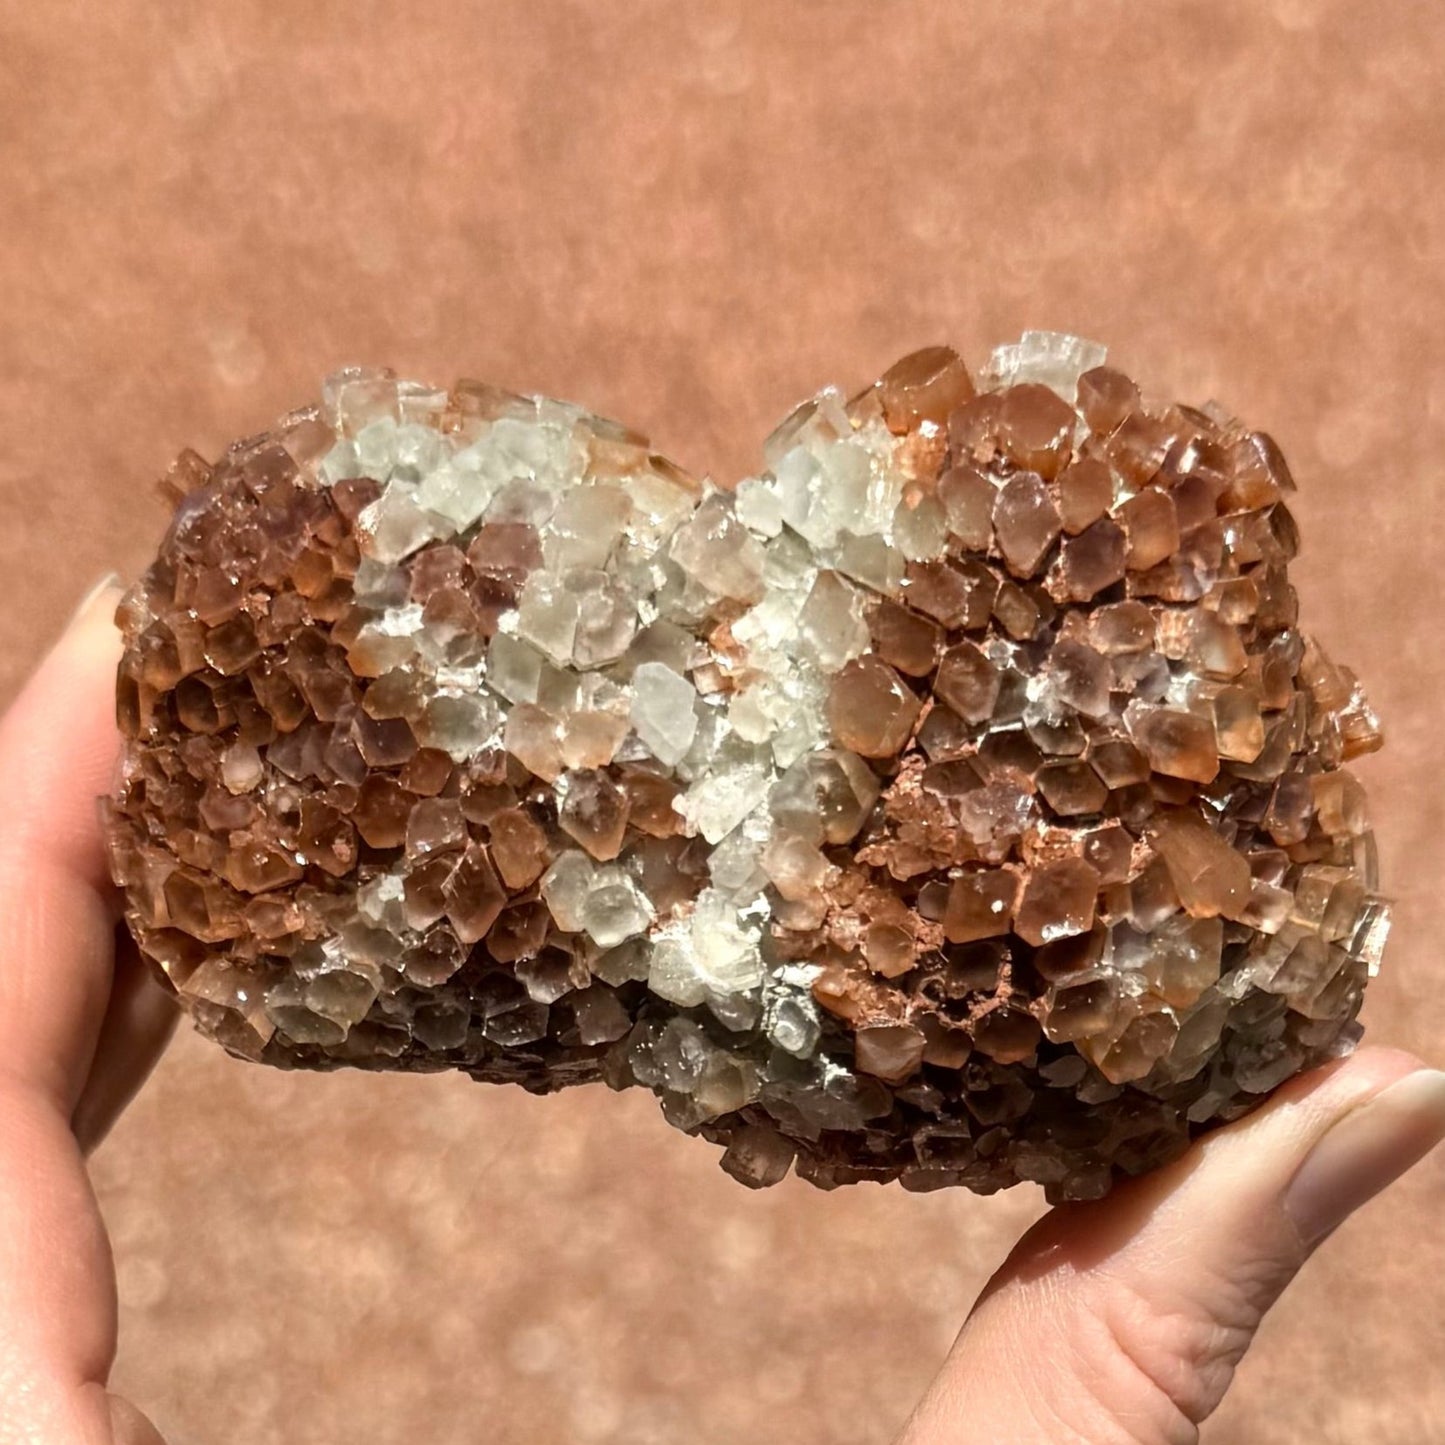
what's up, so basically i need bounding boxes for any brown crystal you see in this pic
[993,472,1062,577]
[1056,458,1114,534]
[869,599,942,677]
[1076,366,1141,435]
[904,558,995,629]
[1150,810,1251,920]
[1118,488,1182,571]
[558,770,630,861]
[933,642,1000,723]
[1014,858,1100,946]
[1055,518,1127,601]
[942,867,1018,943]
[997,383,1077,480]
[876,346,976,432]
[854,1023,926,1083]
[828,657,921,757]
[1125,703,1221,784]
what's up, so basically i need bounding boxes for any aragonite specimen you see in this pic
[106,333,1389,1200]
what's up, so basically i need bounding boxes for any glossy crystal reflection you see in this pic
[107,336,1388,1201]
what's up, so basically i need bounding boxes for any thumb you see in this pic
[899,1047,1445,1445]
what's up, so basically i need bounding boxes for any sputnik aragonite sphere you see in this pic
[106,333,1388,1200]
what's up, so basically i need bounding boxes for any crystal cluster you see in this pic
[106,334,1388,1200]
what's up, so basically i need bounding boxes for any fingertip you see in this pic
[1282,1065,1445,1248]
[1188,1045,1439,1176]
[106,1391,169,1445]
[65,574,125,638]
[72,933,179,1155]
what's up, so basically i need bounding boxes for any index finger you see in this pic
[0,579,127,1111]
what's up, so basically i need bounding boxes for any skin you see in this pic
[0,586,1440,1445]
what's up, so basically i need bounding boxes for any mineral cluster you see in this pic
[106,333,1388,1200]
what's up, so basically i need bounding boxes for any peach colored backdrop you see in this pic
[1,3,1441,1441]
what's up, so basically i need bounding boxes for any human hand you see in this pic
[0,581,176,1444]
[897,1046,1445,1443]
[1,584,1441,1445]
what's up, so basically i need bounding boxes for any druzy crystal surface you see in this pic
[107,335,1388,1200]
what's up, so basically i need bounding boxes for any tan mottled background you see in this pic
[2,2,1442,1441]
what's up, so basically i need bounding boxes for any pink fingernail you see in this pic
[66,572,123,630]
[1283,1069,1445,1247]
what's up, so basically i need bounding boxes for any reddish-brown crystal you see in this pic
[942,867,1018,943]
[933,642,1000,723]
[1076,366,1140,435]
[828,657,921,757]
[1056,458,1114,534]
[1014,858,1100,946]
[997,383,1077,480]
[869,599,942,677]
[1125,703,1221,784]
[1055,518,1127,601]
[993,472,1062,577]
[854,1023,926,1083]
[1118,488,1181,571]
[876,346,976,432]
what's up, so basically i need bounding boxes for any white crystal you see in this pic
[646,927,708,1007]
[515,573,580,666]
[980,330,1108,400]
[727,685,778,745]
[539,851,595,934]
[891,493,949,562]
[485,633,545,704]
[355,871,408,932]
[762,387,850,468]
[689,889,765,995]
[390,422,447,479]
[734,478,785,538]
[570,572,637,668]
[220,741,263,794]
[357,481,451,564]
[544,484,631,570]
[581,869,654,949]
[485,475,563,529]
[797,570,870,673]
[766,992,822,1057]
[707,811,771,900]
[354,418,399,478]
[318,439,363,485]
[835,532,906,595]
[373,601,425,637]
[416,691,502,761]
[670,494,766,602]
[413,461,497,530]
[629,662,699,766]
[678,761,773,844]
[351,558,411,607]
[618,466,698,540]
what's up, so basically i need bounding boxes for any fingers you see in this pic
[71,930,179,1156]
[0,581,172,1443]
[899,1047,1445,1445]
[0,579,128,1111]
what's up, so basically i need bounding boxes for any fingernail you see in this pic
[1284,1068,1445,1247]
[66,572,123,630]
